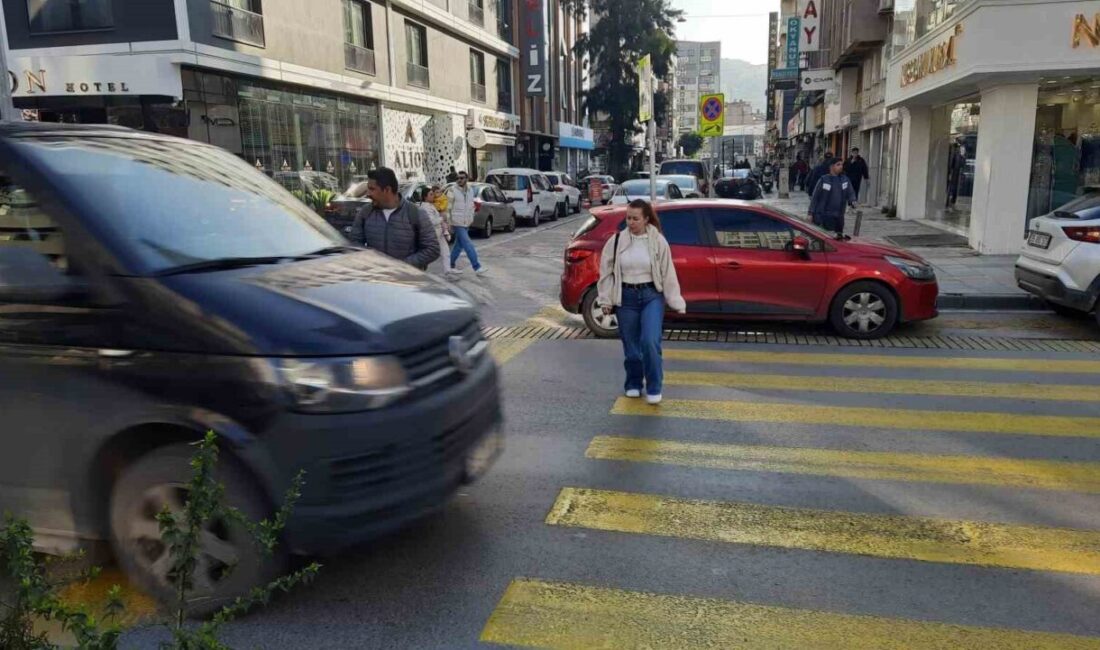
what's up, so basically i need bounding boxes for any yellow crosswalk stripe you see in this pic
[664,348,1100,374]
[586,435,1100,493]
[666,370,1099,401]
[612,397,1100,438]
[480,579,1100,649]
[545,488,1100,575]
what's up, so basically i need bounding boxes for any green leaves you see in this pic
[677,133,705,158]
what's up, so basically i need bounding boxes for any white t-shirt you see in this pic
[382,208,397,222]
[620,234,653,285]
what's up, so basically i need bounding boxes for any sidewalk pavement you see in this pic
[760,192,1039,310]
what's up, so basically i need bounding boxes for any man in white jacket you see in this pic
[446,171,486,276]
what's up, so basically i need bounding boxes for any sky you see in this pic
[670,0,780,65]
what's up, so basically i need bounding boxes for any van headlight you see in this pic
[885,255,936,281]
[276,356,409,412]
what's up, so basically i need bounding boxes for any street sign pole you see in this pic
[637,54,656,204]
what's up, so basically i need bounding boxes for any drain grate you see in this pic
[482,325,1100,353]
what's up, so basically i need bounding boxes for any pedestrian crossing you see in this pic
[482,345,1100,648]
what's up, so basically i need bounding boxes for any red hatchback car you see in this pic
[561,200,938,339]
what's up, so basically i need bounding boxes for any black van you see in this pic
[0,123,502,610]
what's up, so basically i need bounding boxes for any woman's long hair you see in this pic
[627,198,662,232]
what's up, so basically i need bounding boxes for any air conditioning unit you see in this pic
[878,0,894,13]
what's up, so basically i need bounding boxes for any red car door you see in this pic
[704,207,828,317]
[655,207,721,314]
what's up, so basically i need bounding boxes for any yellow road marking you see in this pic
[612,397,1100,438]
[587,435,1100,493]
[57,566,158,627]
[664,348,1100,374]
[480,579,1100,649]
[545,488,1100,574]
[666,370,1098,402]
[489,338,536,365]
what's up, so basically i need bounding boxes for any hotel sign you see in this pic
[900,24,963,88]
[1073,12,1100,47]
[7,56,181,98]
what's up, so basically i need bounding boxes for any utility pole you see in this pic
[0,5,18,122]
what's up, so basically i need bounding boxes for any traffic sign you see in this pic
[699,93,725,137]
[637,54,654,122]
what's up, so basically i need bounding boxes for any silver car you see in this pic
[609,179,684,204]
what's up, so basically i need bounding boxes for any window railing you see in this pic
[468,1,484,26]
[471,82,487,103]
[407,62,431,88]
[210,0,265,47]
[345,42,376,75]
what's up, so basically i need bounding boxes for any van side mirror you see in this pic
[790,236,811,259]
[0,247,85,303]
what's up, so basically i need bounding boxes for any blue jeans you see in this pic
[450,226,481,271]
[618,284,665,396]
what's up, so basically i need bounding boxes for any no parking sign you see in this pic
[699,93,725,137]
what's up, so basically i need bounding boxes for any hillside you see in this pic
[720,58,767,112]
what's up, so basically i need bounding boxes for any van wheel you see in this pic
[530,208,540,227]
[829,281,898,339]
[482,217,493,239]
[582,288,619,339]
[109,443,284,618]
[572,199,581,214]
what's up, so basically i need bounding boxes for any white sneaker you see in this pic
[447,267,464,275]
[475,266,489,276]
[625,389,641,398]
[645,393,663,405]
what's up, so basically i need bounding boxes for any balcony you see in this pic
[471,82,487,103]
[468,1,484,27]
[831,0,887,67]
[345,42,376,76]
[407,62,430,89]
[878,0,894,13]
[210,0,265,48]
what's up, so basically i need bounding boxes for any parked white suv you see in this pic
[485,168,559,226]
[544,171,582,215]
[1015,192,1100,321]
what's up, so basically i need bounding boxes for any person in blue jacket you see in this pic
[809,157,857,235]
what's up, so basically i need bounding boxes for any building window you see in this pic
[210,0,265,48]
[27,0,112,32]
[470,50,487,103]
[468,0,484,27]
[405,21,430,88]
[496,57,512,113]
[343,0,376,75]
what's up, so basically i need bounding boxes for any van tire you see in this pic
[109,443,285,618]
[530,208,540,227]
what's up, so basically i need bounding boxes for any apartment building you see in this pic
[3,0,535,185]
[674,40,720,135]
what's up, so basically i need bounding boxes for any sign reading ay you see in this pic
[797,0,820,52]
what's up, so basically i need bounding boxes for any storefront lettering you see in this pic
[900,24,963,88]
[392,148,428,172]
[1072,12,1100,48]
[479,114,515,132]
[5,69,131,94]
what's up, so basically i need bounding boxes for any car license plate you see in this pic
[1028,231,1051,249]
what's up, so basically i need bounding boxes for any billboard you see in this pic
[520,0,545,96]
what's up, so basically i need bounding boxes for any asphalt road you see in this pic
[117,212,1100,648]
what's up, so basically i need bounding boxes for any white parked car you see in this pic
[544,171,582,215]
[609,179,684,205]
[485,168,559,226]
[1016,192,1100,321]
[582,174,619,205]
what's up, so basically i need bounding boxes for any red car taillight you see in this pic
[1063,226,1100,243]
[566,249,594,264]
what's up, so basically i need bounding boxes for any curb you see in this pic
[936,293,1046,311]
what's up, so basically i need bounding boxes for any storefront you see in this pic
[887,0,1100,253]
[467,109,517,181]
[381,106,466,184]
[556,122,595,176]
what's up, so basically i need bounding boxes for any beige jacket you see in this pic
[596,225,686,313]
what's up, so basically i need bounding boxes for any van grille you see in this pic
[397,320,484,397]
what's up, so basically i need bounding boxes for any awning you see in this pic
[559,135,595,150]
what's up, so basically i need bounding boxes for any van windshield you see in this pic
[11,136,344,276]
[487,174,529,190]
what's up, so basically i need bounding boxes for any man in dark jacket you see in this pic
[350,167,440,270]
[805,151,834,198]
[809,157,857,235]
[843,147,870,204]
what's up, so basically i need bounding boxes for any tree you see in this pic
[678,133,704,158]
[562,0,682,179]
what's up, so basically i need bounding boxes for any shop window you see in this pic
[27,0,112,33]
[405,21,430,88]
[1027,78,1100,225]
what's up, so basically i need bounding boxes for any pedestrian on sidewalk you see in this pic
[844,147,870,204]
[791,155,809,191]
[597,199,686,406]
[805,151,834,198]
[809,157,857,235]
[446,166,459,183]
[420,184,451,275]
[350,167,439,270]
[446,170,487,276]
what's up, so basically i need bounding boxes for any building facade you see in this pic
[886,0,1100,253]
[2,0,590,187]
[674,40,721,136]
